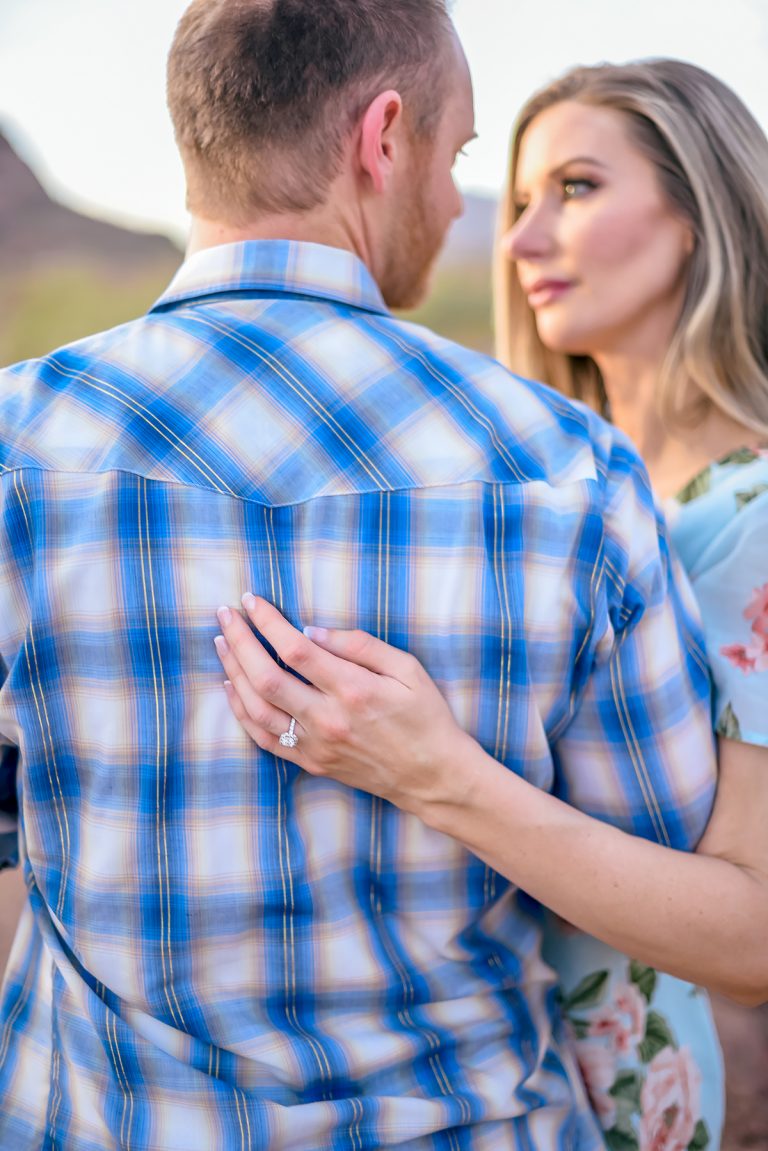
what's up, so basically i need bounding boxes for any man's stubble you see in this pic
[378,145,451,313]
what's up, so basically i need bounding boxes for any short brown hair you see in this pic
[167,0,453,222]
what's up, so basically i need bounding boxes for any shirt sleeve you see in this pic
[691,489,768,748]
[552,433,717,851]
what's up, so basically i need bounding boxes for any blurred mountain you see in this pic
[0,129,182,366]
[0,131,182,273]
[439,191,498,271]
[0,127,496,365]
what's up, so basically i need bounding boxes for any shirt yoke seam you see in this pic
[0,463,601,510]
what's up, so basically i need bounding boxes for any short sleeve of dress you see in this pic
[667,450,768,749]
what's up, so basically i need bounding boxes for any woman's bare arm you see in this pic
[411,733,768,1004]
[215,595,768,1005]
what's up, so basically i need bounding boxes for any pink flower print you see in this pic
[721,582,768,674]
[639,1047,701,1151]
[751,616,768,641]
[575,1040,617,1129]
[748,639,768,672]
[615,984,646,1047]
[721,643,758,673]
[744,583,768,623]
[746,584,768,639]
[588,982,646,1056]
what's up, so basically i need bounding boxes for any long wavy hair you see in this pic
[494,59,768,436]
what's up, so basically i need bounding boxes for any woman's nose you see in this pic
[503,204,554,261]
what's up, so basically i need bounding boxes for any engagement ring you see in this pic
[279,718,299,749]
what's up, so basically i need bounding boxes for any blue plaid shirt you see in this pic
[0,241,716,1150]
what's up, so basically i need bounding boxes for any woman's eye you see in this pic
[562,178,597,199]
[512,200,529,220]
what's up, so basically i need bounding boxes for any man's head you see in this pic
[167,0,475,308]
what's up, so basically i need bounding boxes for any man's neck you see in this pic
[186,205,364,262]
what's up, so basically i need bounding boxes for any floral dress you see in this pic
[544,448,768,1151]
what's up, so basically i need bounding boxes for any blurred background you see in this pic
[3,0,768,363]
[1,1,767,1145]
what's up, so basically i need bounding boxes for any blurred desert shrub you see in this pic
[0,262,178,366]
[400,262,494,355]
[1,259,494,369]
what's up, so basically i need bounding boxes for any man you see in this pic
[0,1,716,1148]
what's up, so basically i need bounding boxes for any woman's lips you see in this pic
[524,279,574,308]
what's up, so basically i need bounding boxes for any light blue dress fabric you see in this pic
[668,448,768,748]
[544,447,768,1151]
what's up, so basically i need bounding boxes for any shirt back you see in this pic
[0,241,716,1151]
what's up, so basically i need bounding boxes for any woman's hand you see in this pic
[214,595,478,817]
[215,604,768,1001]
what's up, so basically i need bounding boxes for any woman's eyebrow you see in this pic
[549,156,611,176]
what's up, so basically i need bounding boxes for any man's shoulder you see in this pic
[0,300,642,511]
[369,312,625,491]
[1,315,143,387]
[0,314,188,483]
[0,316,138,423]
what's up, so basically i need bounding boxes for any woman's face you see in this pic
[505,101,694,363]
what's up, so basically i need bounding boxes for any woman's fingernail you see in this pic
[214,635,229,656]
[304,626,329,643]
[242,592,257,612]
[217,606,233,627]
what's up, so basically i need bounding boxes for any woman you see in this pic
[215,60,768,1150]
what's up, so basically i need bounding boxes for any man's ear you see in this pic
[357,90,405,195]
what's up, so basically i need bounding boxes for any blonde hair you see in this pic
[494,59,768,436]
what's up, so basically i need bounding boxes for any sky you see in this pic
[1,0,766,246]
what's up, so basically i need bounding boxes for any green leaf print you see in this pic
[604,1126,640,1151]
[562,970,610,1011]
[688,1119,710,1151]
[638,1010,676,1063]
[719,447,760,467]
[629,960,657,1003]
[735,483,768,511]
[609,1070,643,1109]
[676,469,712,506]
[716,702,742,741]
[568,1017,591,1040]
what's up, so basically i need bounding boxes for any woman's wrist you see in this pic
[413,731,499,832]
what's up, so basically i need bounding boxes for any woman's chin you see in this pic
[535,324,594,358]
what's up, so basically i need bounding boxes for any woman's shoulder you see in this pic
[667,448,768,576]
[669,448,768,748]
[675,446,768,508]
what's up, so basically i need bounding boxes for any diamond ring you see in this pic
[279,717,299,749]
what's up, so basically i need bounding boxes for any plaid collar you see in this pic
[151,239,390,316]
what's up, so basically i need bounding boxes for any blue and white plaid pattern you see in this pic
[0,241,716,1150]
